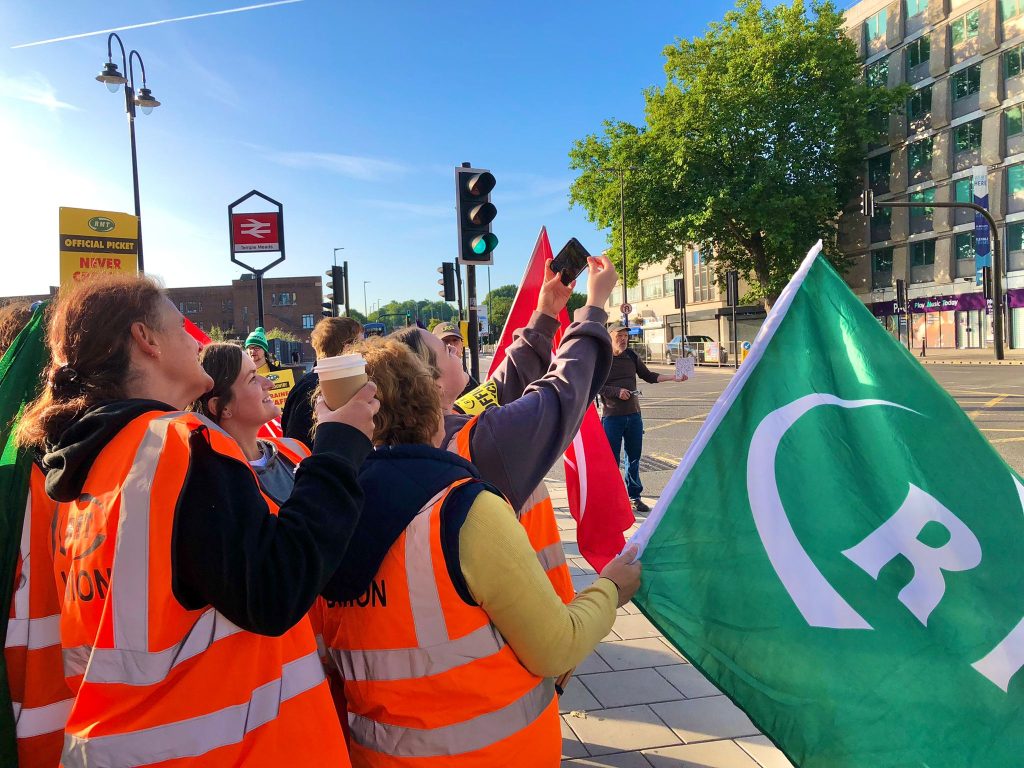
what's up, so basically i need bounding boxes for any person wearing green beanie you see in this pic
[245,327,280,372]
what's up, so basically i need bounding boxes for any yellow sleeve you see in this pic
[459,491,618,678]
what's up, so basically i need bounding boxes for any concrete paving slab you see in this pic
[643,740,761,767]
[562,752,654,767]
[559,678,602,713]
[651,696,759,744]
[579,668,686,709]
[563,705,682,756]
[734,736,795,768]
[655,664,721,699]
[596,638,685,670]
[562,716,589,759]
[613,613,662,640]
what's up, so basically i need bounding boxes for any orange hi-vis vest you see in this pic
[53,410,349,768]
[5,463,74,768]
[319,478,560,767]
[450,416,575,603]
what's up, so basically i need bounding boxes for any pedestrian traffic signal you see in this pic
[673,278,686,310]
[861,189,875,217]
[895,278,906,312]
[455,165,497,265]
[325,265,345,316]
[438,262,457,301]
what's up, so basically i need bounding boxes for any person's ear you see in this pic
[130,321,161,359]
[208,396,229,421]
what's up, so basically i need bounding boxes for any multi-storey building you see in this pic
[843,0,1024,349]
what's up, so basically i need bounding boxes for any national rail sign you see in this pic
[230,211,282,253]
[58,207,139,288]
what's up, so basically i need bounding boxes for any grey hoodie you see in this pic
[443,306,612,512]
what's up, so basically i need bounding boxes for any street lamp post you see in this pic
[598,166,637,326]
[95,32,160,273]
[363,281,371,317]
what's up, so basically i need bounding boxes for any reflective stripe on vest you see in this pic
[57,411,347,767]
[349,678,555,758]
[62,650,325,768]
[324,479,558,762]
[12,698,73,739]
[5,614,60,650]
[275,437,310,460]
[61,607,245,683]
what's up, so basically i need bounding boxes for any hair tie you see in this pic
[51,365,85,398]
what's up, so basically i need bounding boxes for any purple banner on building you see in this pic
[1009,288,1024,309]
[871,291,993,317]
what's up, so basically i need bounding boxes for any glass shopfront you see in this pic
[872,289,1024,349]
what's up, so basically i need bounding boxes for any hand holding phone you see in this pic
[551,238,592,286]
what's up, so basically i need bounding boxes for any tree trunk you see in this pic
[748,232,777,311]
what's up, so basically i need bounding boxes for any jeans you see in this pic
[602,412,644,500]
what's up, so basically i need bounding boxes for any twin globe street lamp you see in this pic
[95,32,160,272]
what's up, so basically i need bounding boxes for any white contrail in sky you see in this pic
[11,0,303,49]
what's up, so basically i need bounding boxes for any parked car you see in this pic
[667,335,728,364]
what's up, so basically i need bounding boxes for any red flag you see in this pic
[184,319,283,439]
[489,228,633,571]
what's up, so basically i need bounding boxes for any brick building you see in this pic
[2,273,325,362]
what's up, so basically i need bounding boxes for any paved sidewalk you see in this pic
[911,348,1024,365]
[548,481,794,768]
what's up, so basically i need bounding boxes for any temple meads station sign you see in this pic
[59,207,139,287]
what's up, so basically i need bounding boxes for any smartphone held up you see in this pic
[550,238,592,286]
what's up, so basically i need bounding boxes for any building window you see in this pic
[272,292,297,307]
[1008,105,1024,138]
[221,300,233,313]
[871,206,893,242]
[662,273,682,297]
[955,232,977,260]
[692,249,713,303]
[1008,163,1024,201]
[865,9,888,42]
[907,0,928,17]
[641,276,664,300]
[952,65,982,100]
[1008,221,1024,251]
[1007,43,1024,79]
[906,36,930,69]
[908,86,932,121]
[866,58,888,88]
[177,300,202,314]
[1002,0,1024,21]
[955,177,973,203]
[868,154,891,192]
[301,314,314,329]
[909,138,933,171]
[910,187,936,215]
[954,119,982,153]
[871,247,894,277]
[610,286,623,306]
[910,240,936,266]
[950,9,980,47]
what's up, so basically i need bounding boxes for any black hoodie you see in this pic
[44,399,371,636]
[322,444,496,606]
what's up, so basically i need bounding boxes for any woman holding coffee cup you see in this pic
[17,273,377,766]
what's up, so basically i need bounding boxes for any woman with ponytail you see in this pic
[17,273,377,767]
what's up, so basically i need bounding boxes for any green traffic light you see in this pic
[471,233,499,255]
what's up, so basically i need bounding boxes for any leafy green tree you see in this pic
[567,292,587,317]
[266,327,300,343]
[569,0,908,306]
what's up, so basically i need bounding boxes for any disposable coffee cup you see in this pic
[315,354,368,410]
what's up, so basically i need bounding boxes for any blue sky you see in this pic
[3,0,762,307]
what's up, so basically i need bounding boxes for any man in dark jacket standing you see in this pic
[599,322,687,512]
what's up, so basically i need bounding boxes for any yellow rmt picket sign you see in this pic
[58,207,139,288]
[454,379,499,416]
[263,368,295,410]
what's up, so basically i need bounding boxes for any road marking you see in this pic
[990,437,1024,444]
[985,394,1010,408]
[966,392,1012,420]
[646,413,708,432]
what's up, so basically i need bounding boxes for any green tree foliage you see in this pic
[567,292,587,316]
[266,327,300,343]
[569,0,909,306]
[367,300,456,326]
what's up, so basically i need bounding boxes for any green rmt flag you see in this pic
[631,242,1023,767]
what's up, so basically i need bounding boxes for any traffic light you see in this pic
[406,313,412,327]
[455,165,497,265]
[325,265,345,316]
[895,278,906,312]
[321,301,333,318]
[438,262,456,301]
[861,189,875,217]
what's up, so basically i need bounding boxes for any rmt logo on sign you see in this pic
[88,217,115,233]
